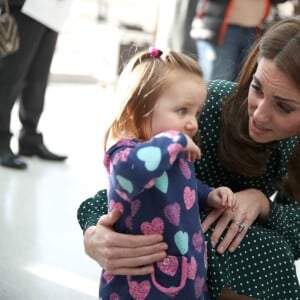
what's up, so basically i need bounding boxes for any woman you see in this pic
[77,17,300,299]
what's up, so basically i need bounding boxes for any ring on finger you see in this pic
[231,220,245,233]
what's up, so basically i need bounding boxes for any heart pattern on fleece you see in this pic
[179,158,191,179]
[167,143,183,164]
[157,255,179,276]
[103,271,114,283]
[109,200,124,214]
[141,217,164,235]
[125,215,133,230]
[184,186,196,210]
[128,279,151,300]
[174,230,189,255]
[109,293,120,300]
[137,146,161,171]
[164,203,181,226]
[131,199,141,216]
[116,175,133,194]
[116,189,130,201]
[154,171,168,193]
[192,232,203,252]
[195,276,205,298]
[188,256,197,280]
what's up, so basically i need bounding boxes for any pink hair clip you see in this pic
[148,46,163,58]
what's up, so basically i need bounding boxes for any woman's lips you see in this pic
[249,118,270,135]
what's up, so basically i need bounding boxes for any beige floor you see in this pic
[0,82,118,300]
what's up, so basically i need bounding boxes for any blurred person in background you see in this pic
[155,0,199,56]
[190,0,292,81]
[0,0,67,170]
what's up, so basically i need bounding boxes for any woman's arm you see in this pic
[264,193,300,260]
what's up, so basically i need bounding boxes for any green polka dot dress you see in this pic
[77,80,300,299]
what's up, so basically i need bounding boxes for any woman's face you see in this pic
[248,58,300,143]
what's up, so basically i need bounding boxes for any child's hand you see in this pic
[208,187,238,211]
[183,135,201,162]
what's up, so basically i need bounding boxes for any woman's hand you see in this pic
[83,209,168,275]
[201,189,270,254]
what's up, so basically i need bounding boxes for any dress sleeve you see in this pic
[77,189,108,232]
[265,194,300,260]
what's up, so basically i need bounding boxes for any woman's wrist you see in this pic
[252,189,271,221]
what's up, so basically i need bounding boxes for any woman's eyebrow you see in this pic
[253,75,300,104]
[252,75,261,86]
[274,95,300,105]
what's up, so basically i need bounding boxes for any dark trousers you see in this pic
[0,7,58,138]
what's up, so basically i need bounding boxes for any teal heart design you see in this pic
[117,175,133,194]
[154,172,168,193]
[137,146,161,171]
[174,231,189,255]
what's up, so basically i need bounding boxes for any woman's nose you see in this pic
[253,98,271,123]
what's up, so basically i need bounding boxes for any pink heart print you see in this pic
[188,256,197,280]
[144,178,156,189]
[128,279,151,300]
[157,255,179,276]
[103,271,114,283]
[109,293,120,300]
[109,200,124,214]
[164,203,181,226]
[167,143,183,164]
[179,158,191,179]
[184,186,196,210]
[112,148,130,165]
[195,276,205,298]
[125,215,133,230]
[116,189,130,201]
[131,199,141,216]
[141,217,164,235]
[192,232,203,252]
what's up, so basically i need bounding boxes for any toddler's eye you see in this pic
[177,108,187,115]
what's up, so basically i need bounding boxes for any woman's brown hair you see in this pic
[104,48,203,150]
[218,16,300,198]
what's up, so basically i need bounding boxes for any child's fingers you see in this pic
[230,193,238,210]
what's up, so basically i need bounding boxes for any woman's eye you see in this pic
[251,84,262,94]
[277,102,293,114]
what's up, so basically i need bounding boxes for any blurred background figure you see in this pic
[97,0,108,21]
[155,0,198,57]
[0,0,69,170]
[190,0,293,81]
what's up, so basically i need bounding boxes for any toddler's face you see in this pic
[151,71,207,139]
